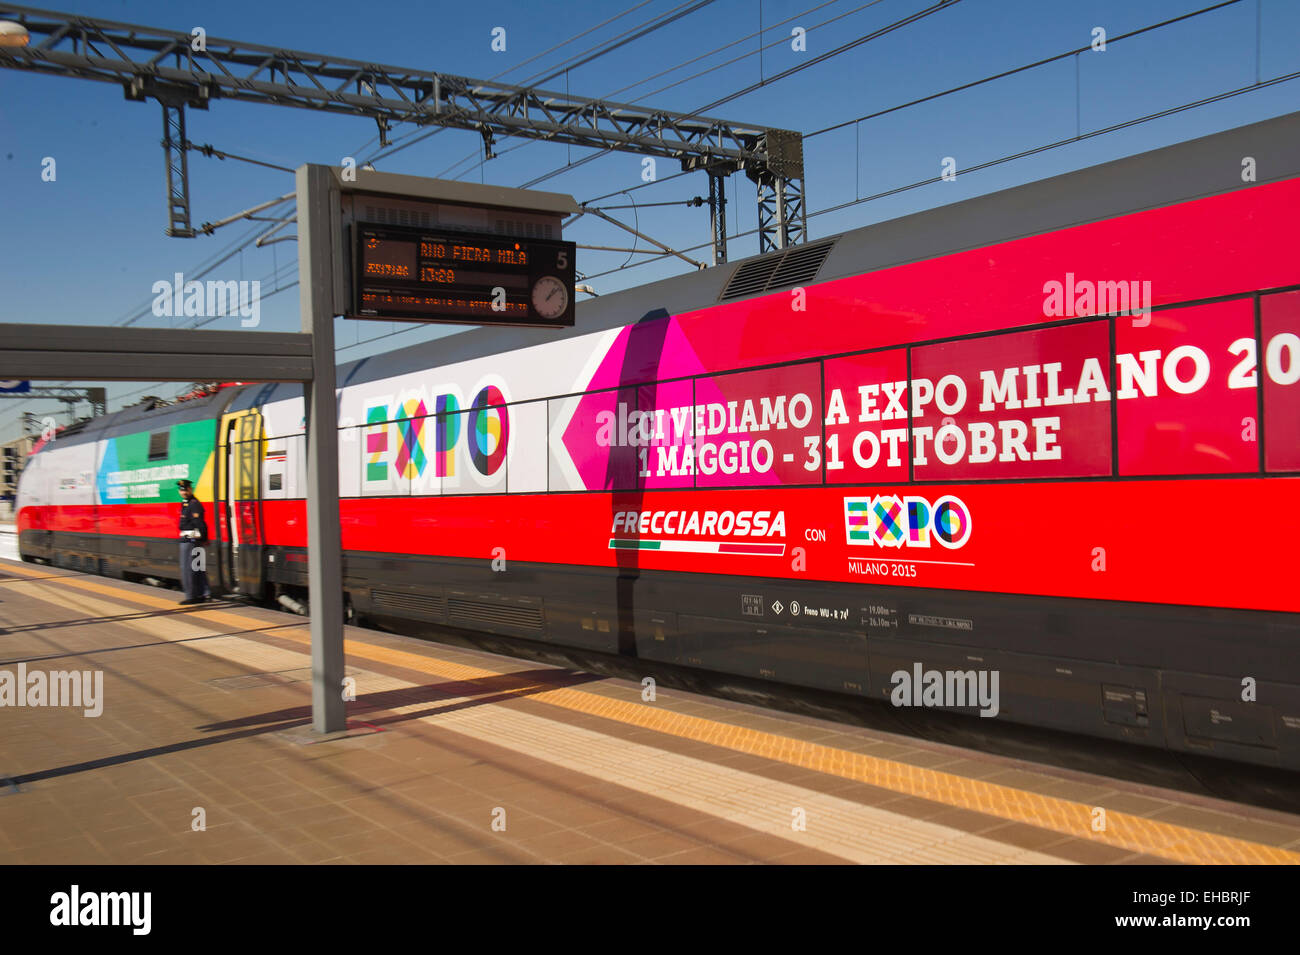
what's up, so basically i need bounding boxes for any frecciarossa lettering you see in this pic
[611,509,786,537]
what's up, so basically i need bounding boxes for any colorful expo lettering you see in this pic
[363,384,510,484]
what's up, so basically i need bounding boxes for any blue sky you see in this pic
[3,0,1300,441]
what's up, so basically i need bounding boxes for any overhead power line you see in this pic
[528,0,720,89]
[692,0,959,115]
[429,0,873,182]
[602,0,844,102]
[347,0,660,157]
[510,0,962,191]
[356,0,725,166]
[806,0,1245,139]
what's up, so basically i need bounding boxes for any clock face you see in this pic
[531,275,569,319]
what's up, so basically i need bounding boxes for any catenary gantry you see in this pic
[0,3,806,260]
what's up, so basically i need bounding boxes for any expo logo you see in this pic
[844,494,971,549]
[364,383,509,484]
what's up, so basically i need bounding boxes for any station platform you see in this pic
[2,556,1300,866]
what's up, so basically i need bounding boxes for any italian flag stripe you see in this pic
[609,538,785,556]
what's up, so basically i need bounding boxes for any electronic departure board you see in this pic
[349,224,577,327]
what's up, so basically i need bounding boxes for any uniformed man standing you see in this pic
[177,479,211,605]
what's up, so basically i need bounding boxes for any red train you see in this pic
[18,114,1300,768]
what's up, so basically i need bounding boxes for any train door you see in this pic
[217,410,266,598]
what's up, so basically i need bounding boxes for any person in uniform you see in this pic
[177,479,211,605]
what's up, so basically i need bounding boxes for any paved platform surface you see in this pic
[3,556,1300,865]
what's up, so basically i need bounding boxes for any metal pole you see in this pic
[708,172,727,266]
[162,102,196,238]
[296,164,346,734]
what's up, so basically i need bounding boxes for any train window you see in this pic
[338,425,362,498]
[263,448,287,496]
[634,378,695,490]
[1262,290,1300,473]
[550,388,639,492]
[911,321,1112,481]
[824,348,910,485]
[505,400,548,494]
[439,406,507,496]
[1116,299,1258,476]
[359,413,412,498]
[693,361,822,488]
[147,430,169,461]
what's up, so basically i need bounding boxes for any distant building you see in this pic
[1,436,33,501]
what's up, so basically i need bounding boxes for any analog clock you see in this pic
[531,275,569,319]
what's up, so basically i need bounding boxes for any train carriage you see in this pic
[17,112,1300,769]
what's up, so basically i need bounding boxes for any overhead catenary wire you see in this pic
[695,0,960,115]
[601,0,844,101]
[513,0,962,190]
[526,0,721,89]
[493,0,659,82]
[804,0,1246,140]
[357,0,723,168]
[345,1,658,159]
[489,0,960,259]
[629,0,895,107]
[429,0,859,180]
[183,140,296,174]
[429,0,887,182]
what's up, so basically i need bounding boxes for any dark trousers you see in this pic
[180,540,211,600]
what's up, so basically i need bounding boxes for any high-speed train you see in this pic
[17,112,1300,769]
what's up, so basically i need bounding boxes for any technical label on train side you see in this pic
[741,594,764,617]
[865,604,899,629]
[908,613,974,631]
[790,603,850,622]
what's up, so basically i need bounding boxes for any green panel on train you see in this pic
[95,421,215,505]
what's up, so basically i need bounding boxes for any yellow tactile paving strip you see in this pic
[4,561,1299,865]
